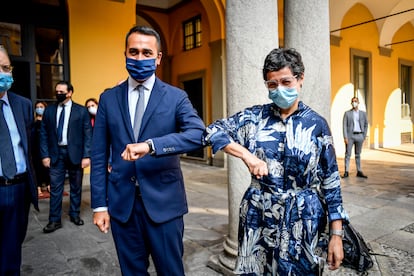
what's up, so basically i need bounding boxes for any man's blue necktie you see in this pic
[0,100,17,179]
[57,104,65,143]
[133,85,145,141]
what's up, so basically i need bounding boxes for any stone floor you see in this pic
[21,146,414,275]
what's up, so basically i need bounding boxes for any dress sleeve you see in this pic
[202,107,260,154]
[318,120,349,222]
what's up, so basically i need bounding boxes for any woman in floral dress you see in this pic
[203,48,348,275]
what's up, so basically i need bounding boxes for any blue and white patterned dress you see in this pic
[203,102,348,275]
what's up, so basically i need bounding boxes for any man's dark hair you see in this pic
[263,48,305,81]
[56,80,74,93]
[125,25,162,52]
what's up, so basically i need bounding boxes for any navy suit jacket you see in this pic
[39,101,92,165]
[90,78,205,223]
[7,92,38,211]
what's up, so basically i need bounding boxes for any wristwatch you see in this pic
[145,139,155,155]
[330,229,345,238]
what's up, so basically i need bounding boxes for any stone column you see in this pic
[208,0,278,274]
[284,0,331,120]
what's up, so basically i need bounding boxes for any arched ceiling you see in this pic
[330,0,414,48]
[136,0,184,9]
[137,0,414,48]
[136,0,224,40]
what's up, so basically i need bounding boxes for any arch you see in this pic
[200,0,225,41]
[379,0,414,47]
[136,11,169,56]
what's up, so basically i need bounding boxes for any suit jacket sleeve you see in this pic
[361,111,368,138]
[80,105,92,158]
[342,111,349,140]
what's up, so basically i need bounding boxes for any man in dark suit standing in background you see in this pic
[342,96,369,178]
[0,45,39,275]
[90,26,205,275]
[40,80,92,233]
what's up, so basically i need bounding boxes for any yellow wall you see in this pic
[67,0,136,172]
[67,0,136,106]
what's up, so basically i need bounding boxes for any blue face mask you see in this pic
[35,107,45,116]
[126,57,156,81]
[0,72,14,92]
[268,86,298,109]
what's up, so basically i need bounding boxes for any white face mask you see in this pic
[352,102,358,108]
[88,106,97,115]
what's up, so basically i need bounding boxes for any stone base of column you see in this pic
[207,237,238,275]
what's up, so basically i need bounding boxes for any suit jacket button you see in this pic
[130,176,136,182]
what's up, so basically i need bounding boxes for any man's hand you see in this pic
[81,158,90,168]
[42,157,51,168]
[93,211,110,233]
[121,142,150,161]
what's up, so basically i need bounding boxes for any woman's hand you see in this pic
[327,235,344,270]
[327,220,344,270]
[222,142,268,178]
[242,153,268,179]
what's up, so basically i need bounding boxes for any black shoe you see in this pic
[357,171,368,178]
[43,221,62,233]
[342,172,349,178]
[70,216,84,226]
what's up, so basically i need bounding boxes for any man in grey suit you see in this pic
[342,96,368,178]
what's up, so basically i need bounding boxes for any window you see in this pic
[400,64,412,119]
[353,56,368,101]
[183,15,201,51]
[350,48,371,111]
[35,27,65,101]
[0,22,21,56]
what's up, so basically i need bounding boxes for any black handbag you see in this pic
[341,222,373,273]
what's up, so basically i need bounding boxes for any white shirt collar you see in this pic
[128,74,155,92]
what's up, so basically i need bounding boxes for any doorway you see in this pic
[181,74,205,160]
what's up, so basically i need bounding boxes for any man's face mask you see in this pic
[0,72,13,92]
[56,93,67,103]
[126,58,156,81]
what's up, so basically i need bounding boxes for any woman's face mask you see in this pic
[88,106,97,116]
[35,107,45,116]
[268,86,298,109]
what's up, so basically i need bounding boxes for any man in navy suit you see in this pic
[342,96,369,178]
[40,81,92,233]
[90,26,205,275]
[0,45,39,275]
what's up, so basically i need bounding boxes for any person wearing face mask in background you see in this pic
[202,48,349,275]
[90,25,204,275]
[40,81,92,233]
[33,100,51,198]
[85,97,113,172]
[85,98,98,128]
[342,97,368,178]
[0,45,39,275]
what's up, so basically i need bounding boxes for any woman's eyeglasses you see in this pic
[264,75,297,90]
